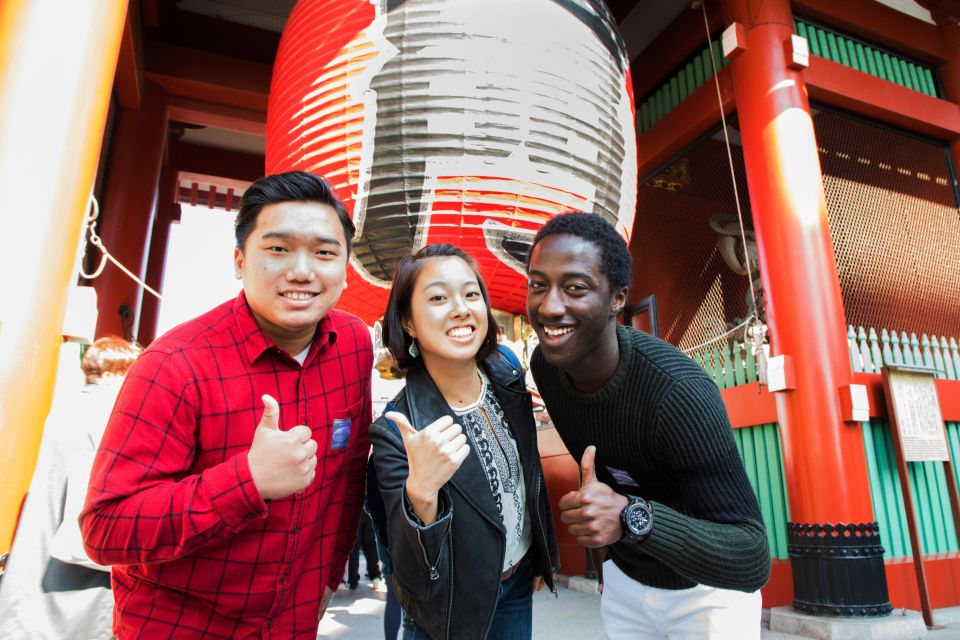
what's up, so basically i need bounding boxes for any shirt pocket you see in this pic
[317,398,363,485]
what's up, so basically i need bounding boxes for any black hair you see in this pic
[527,212,631,292]
[234,171,355,252]
[383,244,499,372]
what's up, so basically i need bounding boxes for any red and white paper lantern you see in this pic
[267,0,637,323]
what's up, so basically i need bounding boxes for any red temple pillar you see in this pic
[137,164,180,345]
[722,0,889,615]
[0,0,127,556]
[93,81,168,341]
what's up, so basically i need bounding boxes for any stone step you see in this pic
[763,630,815,640]
[768,606,928,640]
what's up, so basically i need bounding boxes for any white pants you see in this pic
[601,560,762,640]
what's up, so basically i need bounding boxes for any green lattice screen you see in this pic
[795,18,940,98]
[637,19,942,135]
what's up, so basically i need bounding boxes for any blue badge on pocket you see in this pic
[331,418,351,450]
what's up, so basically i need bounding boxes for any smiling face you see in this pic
[403,256,490,369]
[526,234,626,378]
[234,201,349,355]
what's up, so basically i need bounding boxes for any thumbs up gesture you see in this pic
[386,411,470,525]
[558,446,629,548]
[248,395,319,500]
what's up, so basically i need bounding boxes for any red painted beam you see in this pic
[886,554,960,610]
[794,0,947,65]
[636,67,732,181]
[144,40,270,112]
[168,96,265,136]
[852,372,960,421]
[721,384,779,429]
[762,560,793,608]
[805,56,960,141]
[719,374,960,426]
[93,82,169,341]
[115,1,143,109]
[631,2,724,100]
[156,6,281,67]
[141,0,160,28]
[171,141,264,183]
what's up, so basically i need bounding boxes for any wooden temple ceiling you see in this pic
[124,0,676,187]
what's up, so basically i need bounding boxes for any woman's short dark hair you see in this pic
[234,171,355,252]
[527,211,632,293]
[383,244,500,372]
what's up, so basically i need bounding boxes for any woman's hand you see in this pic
[386,411,470,524]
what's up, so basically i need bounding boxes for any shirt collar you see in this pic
[233,291,338,364]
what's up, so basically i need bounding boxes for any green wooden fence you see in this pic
[692,340,789,558]
[692,338,759,389]
[732,423,790,559]
[849,325,960,558]
[689,325,960,560]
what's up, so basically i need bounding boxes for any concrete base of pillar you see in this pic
[769,606,927,639]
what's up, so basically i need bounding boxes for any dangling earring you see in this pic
[408,340,419,358]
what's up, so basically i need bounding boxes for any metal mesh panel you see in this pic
[814,110,960,338]
[631,133,757,351]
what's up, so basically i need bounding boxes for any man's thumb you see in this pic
[385,411,416,439]
[580,445,597,487]
[258,394,280,430]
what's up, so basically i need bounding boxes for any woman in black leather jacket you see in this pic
[369,244,559,640]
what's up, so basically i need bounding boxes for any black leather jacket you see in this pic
[368,350,559,640]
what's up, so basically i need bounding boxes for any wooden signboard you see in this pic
[881,364,960,629]
[885,368,950,461]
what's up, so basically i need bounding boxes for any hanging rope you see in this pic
[682,317,751,355]
[79,195,162,300]
[700,3,759,324]
[683,4,768,385]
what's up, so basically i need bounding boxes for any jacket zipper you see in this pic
[414,518,453,639]
[444,523,454,639]
[534,473,558,596]
[415,520,448,581]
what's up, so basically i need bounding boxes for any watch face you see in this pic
[627,503,651,535]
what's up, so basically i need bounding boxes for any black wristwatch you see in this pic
[619,495,653,544]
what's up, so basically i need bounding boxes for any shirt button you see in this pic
[280,573,287,582]
[244,512,256,520]
[291,526,299,533]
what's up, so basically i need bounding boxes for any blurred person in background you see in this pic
[0,336,141,640]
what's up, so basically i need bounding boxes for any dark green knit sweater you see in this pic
[531,325,770,592]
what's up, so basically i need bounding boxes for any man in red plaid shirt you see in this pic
[81,171,373,639]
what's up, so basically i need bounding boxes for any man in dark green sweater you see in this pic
[525,212,770,639]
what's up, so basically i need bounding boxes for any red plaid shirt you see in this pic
[81,293,372,639]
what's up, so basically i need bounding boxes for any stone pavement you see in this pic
[318,574,960,639]
[316,577,602,639]
[319,559,960,639]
